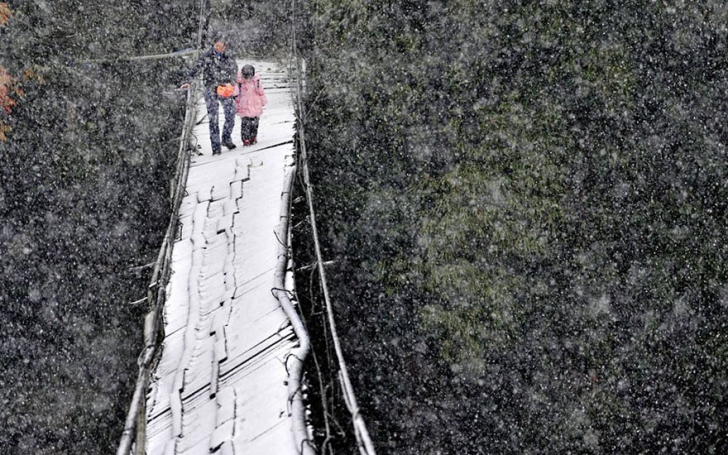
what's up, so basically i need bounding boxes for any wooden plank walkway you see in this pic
[143,60,301,455]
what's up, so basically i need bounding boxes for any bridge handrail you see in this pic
[117,2,207,451]
[116,79,199,455]
[273,162,317,455]
[289,4,377,452]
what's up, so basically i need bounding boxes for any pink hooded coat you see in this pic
[233,72,267,118]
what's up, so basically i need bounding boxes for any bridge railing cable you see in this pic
[272,164,317,455]
[289,0,377,453]
[116,2,208,454]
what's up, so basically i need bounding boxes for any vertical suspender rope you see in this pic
[290,1,376,453]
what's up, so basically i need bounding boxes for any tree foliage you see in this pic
[296,1,728,453]
[0,2,11,24]
[0,3,17,141]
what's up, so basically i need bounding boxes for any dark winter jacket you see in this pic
[187,47,238,91]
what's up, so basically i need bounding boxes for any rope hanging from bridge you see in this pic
[289,0,377,452]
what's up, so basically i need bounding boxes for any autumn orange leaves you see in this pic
[0,3,30,142]
[0,2,15,141]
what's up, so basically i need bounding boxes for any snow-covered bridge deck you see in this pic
[144,61,302,455]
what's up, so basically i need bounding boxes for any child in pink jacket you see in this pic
[234,64,267,146]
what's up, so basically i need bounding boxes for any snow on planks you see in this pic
[144,61,299,455]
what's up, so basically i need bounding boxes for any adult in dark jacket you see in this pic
[180,35,238,155]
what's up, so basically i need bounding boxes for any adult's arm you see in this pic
[179,52,207,89]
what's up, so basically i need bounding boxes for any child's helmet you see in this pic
[241,64,255,79]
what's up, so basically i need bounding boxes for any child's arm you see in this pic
[257,80,267,106]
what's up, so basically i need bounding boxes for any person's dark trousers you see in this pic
[203,89,236,152]
[240,117,260,143]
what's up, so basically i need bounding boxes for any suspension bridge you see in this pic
[116,52,374,454]
[142,60,304,455]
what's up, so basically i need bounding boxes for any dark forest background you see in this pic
[295,0,728,454]
[1,0,727,454]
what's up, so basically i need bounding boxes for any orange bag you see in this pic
[217,83,234,98]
